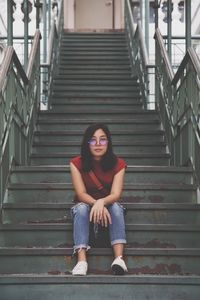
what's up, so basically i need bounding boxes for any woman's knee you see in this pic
[71,202,90,218]
[108,202,124,218]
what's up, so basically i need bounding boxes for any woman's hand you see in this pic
[90,199,111,226]
[100,207,112,227]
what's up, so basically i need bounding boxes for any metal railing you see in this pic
[155,28,200,190]
[0,30,41,219]
[40,0,63,108]
[124,0,153,109]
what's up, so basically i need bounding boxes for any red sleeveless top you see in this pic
[70,156,127,200]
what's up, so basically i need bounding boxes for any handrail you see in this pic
[27,30,41,80]
[155,29,174,81]
[124,0,151,109]
[155,28,200,189]
[0,48,28,90]
[172,47,200,85]
[41,0,63,108]
[137,22,149,67]
[0,30,40,219]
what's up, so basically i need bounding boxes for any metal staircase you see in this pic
[0,32,200,299]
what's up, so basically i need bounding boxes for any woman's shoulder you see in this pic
[114,156,127,173]
[70,156,82,170]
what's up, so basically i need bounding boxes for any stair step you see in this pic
[50,102,142,111]
[9,165,193,185]
[55,74,135,80]
[59,51,129,57]
[53,79,138,86]
[1,223,200,248]
[3,202,200,224]
[36,119,161,131]
[31,143,167,155]
[58,69,132,75]
[60,41,128,47]
[58,64,131,70]
[6,183,197,204]
[59,55,130,61]
[38,110,160,119]
[0,274,200,300]
[0,247,200,275]
[30,152,170,166]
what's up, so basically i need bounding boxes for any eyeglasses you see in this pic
[88,138,108,146]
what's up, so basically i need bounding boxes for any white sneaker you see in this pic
[111,256,128,275]
[72,261,88,276]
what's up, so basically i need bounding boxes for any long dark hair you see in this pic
[81,123,117,172]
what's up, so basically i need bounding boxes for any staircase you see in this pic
[0,32,200,299]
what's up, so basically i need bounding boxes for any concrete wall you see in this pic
[63,0,124,31]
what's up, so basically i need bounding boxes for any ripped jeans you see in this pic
[71,202,126,253]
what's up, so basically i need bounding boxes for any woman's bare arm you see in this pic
[70,162,96,206]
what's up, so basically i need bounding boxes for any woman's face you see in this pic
[88,128,108,160]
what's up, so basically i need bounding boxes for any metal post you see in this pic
[23,0,29,70]
[7,0,13,46]
[154,0,159,29]
[167,0,172,62]
[48,0,51,35]
[185,0,191,50]
[35,0,40,29]
[145,0,149,55]
[43,0,47,63]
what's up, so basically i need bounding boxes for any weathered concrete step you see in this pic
[49,97,140,104]
[58,69,132,75]
[1,274,199,300]
[61,33,126,40]
[33,129,165,144]
[0,247,200,275]
[59,59,130,65]
[33,132,164,143]
[1,223,200,248]
[50,103,142,112]
[59,55,130,61]
[51,91,139,98]
[36,119,161,131]
[9,165,193,185]
[55,73,134,80]
[50,96,141,104]
[31,142,166,155]
[1,275,200,300]
[52,86,139,92]
[30,152,170,166]
[60,44,127,51]
[61,43,127,48]
[61,39,127,46]
[59,51,129,57]
[6,183,197,204]
[53,79,138,86]
[3,202,200,225]
[58,64,131,70]
[38,110,160,120]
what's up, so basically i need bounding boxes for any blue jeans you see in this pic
[71,202,126,252]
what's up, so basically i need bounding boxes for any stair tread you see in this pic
[1,247,200,256]
[30,153,170,158]
[32,141,166,146]
[34,129,165,134]
[1,223,200,231]
[3,202,200,209]
[38,116,157,121]
[11,165,192,173]
[0,274,200,285]
[7,183,196,190]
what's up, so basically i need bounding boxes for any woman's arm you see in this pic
[90,168,125,224]
[70,162,96,206]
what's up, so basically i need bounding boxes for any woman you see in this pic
[70,123,127,276]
